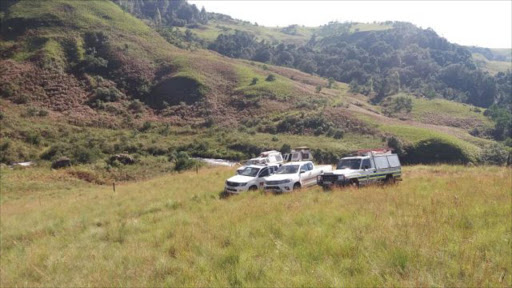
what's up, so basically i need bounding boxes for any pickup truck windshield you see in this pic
[337,159,361,170]
[238,167,260,177]
[276,165,299,174]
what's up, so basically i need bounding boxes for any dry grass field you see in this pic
[1,165,510,286]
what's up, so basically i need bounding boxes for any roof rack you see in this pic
[355,148,393,156]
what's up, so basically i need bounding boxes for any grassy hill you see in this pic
[0,0,509,172]
[1,165,510,286]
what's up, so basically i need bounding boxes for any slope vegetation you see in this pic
[0,0,507,169]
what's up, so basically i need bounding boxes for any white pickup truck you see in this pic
[317,150,402,188]
[264,161,332,193]
[225,164,279,194]
[237,150,284,173]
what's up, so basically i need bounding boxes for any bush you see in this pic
[333,129,344,139]
[73,146,98,164]
[128,99,144,113]
[250,77,259,85]
[139,121,152,132]
[387,136,406,157]
[265,74,276,82]
[24,131,41,145]
[13,93,30,104]
[38,109,49,117]
[93,87,122,102]
[403,138,471,164]
[480,143,508,165]
[313,148,340,164]
[171,151,198,172]
[280,144,291,154]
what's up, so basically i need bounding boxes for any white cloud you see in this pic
[190,1,512,48]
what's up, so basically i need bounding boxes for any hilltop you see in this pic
[0,0,510,176]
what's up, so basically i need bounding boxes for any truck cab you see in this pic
[317,149,402,188]
[264,161,332,193]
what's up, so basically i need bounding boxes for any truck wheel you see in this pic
[293,183,301,190]
[249,185,258,191]
[385,175,395,185]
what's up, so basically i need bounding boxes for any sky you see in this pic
[189,1,512,48]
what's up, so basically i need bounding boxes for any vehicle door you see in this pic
[299,164,309,186]
[360,158,375,185]
[257,167,270,188]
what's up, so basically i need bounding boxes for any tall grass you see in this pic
[1,165,510,286]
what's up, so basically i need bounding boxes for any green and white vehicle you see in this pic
[317,149,402,188]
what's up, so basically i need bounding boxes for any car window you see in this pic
[300,165,307,172]
[337,159,361,170]
[259,168,269,177]
[276,165,299,174]
[307,163,313,171]
[362,159,371,169]
[239,167,260,177]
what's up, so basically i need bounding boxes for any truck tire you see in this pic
[249,185,258,191]
[385,175,395,185]
[293,183,301,190]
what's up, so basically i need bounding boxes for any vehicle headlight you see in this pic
[317,175,323,181]
[338,175,345,180]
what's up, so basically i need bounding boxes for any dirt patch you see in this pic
[149,76,205,108]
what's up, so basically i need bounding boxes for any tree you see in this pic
[327,77,335,88]
[154,8,162,27]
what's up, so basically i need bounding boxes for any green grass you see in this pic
[472,53,512,75]
[350,23,392,32]
[177,19,315,46]
[388,94,492,129]
[381,125,481,162]
[1,165,510,286]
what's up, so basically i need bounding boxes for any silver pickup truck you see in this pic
[317,150,402,188]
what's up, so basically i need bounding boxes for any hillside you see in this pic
[0,0,510,174]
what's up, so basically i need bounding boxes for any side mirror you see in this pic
[300,170,305,174]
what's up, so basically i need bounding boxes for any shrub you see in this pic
[128,99,144,113]
[280,144,291,154]
[315,85,322,93]
[41,144,69,161]
[139,121,152,132]
[37,109,49,117]
[13,93,30,104]
[265,74,276,82]
[24,131,41,145]
[403,138,471,164]
[313,148,340,164]
[387,136,406,157]
[171,151,198,172]
[79,54,108,74]
[72,146,98,164]
[93,87,122,102]
[333,129,344,139]
[480,143,508,165]
[250,77,258,85]
[25,107,38,117]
